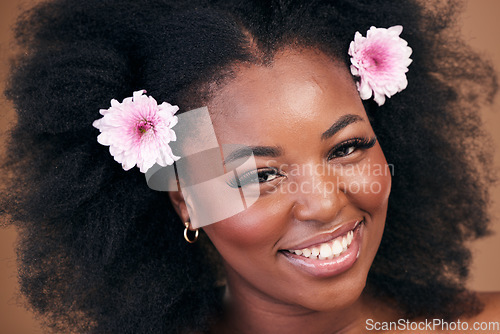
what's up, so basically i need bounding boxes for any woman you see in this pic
[1,0,499,333]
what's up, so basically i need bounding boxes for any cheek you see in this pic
[342,147,392,213]
[203,197,289,253]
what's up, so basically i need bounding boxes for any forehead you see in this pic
[207,49,367,145]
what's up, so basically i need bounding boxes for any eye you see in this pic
[226,167,283,188]
[333,145,355,157]
[328,137,377,160]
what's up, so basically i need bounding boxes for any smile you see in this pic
[280,221,364,278]
[286,228,355,260]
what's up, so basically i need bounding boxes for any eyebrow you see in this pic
[223,146,283,165]
[223,114,363,165]
[321,114,364,141]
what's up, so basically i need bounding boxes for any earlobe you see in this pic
[168,191,190,223]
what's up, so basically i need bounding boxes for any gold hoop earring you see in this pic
[184,221,199,244]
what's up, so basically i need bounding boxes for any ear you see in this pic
[168,190,191,224]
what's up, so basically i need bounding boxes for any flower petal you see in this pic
[93,90,180,173]
[348,25,412,106]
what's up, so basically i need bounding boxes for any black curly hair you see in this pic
[1,0,497,333]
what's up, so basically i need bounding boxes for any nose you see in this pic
[290,169,347,223]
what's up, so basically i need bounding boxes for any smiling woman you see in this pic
[0,0,499,333]
[184,51,393,330]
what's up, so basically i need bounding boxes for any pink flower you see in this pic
[348,25,412,106]
[93,90,180,173]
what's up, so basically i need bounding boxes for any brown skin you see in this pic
[169,49,500,333]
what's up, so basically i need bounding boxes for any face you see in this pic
[179,49,391,312]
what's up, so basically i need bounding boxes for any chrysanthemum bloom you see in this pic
[93,90,180,173]
[348,25,413,106]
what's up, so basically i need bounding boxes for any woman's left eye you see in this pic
[226,167,282,188]
[328,137,377,159]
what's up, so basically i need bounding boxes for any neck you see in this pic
[213,275,400,334]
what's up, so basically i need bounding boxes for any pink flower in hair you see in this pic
[348,25,413,106]
[93,90,180,173]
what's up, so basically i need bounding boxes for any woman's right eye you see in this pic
[227,167,282,188]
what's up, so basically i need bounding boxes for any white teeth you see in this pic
[319,243,332,260]
[341,236,348,250]
[311,247,320,257]
[332,239,343,256]
[287,225,357,260]
[347,231,353,243]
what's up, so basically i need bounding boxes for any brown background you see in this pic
[1,0,500,333]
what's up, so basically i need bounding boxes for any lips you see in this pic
[282,219,363,251]
[279,220,365,278]
[286,228,355,260]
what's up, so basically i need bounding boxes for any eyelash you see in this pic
[327,136,377,160]
[226,136,377,188]
[226,167,281,188]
